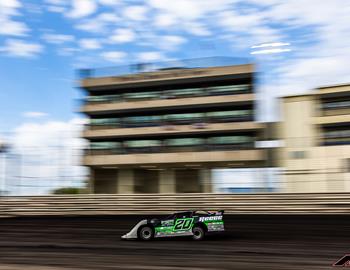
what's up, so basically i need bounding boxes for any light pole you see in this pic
[250,42,291,121]
[0,141,9,196]
[250,42,291,192]
[251,42,291,55]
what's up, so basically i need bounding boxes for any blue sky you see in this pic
[1,0,350,194]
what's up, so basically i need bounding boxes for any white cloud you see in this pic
[0,39,43,58]
[137,51,164,62]
[275,55,350,97]
[251,48,291,55]
[109,28,135,43]
[153,14,175,28]
[0,0,22,15]
[159,35,186,51]
[23,111,49,118]
[45,0,67,13]
[101,51,127,63]
[0,17,29,36]
[13,118,87,151]
[0,0,29,36]
[148,0,204,21]
[235,0,350,121]
[148,0,226,36]
[219,11,262,30]
[252,1,350,88]
[75,20,103,33]
[97,12,119,22]
[9,118,88,195]
[123,5,148,21]
[75,12,120,33]
[66,0,97,18]
[42,33,75,44]
[47,5,65,13]
[98,0,120,5]
[45,0,67,4]
[148,0,234,21]
[79,38,101,49]
[218,11,284,45]
[59,47,80,56]
[185,22,211,36]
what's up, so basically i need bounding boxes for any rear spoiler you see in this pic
[217,210,224,215]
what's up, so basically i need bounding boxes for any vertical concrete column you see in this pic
[200,169,212,193]
[159,169,176,193]
[93,169,118,194]
[118,169,134,194]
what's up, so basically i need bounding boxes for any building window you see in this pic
[90,142,121,150]
[207,110,252,122]
[345,159,350,172]
[324,129,350,138]
[209,136,253,145]
[167,88,205,98]
[165,138,204,146]
[323,129,350,145]
[289,151,306,159]
[123,115,162,127]
[90,118,120,126]
[208,84,250,95]
[123,91,161,101]
[165,113,204,124]
[125,140,161,148]
[323,100,350,110]
[85,84,251,104]
[88,108,254,130]
[89,142,123,155]
[87,94,120,103]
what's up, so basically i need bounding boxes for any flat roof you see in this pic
[281,93,314,99]
[317,82,350,89]
[81,63,254,90]
[79,56,251,79]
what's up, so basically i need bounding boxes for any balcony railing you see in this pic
[85,143,256,156]
[84,84,252,106]
[79,56,251,79]
[323,139,350,146]
[88,115,254,130]
[322,100,350,110]
[323,129,350,145]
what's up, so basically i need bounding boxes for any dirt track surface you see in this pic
[0,215,349,269]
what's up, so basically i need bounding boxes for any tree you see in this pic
[52,187,87,195]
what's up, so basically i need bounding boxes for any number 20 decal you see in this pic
[174,218,194,231]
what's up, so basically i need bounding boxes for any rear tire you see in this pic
[192,226,205,240]
[138,226,154,241]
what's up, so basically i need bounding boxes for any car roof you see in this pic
[172,211,193,214]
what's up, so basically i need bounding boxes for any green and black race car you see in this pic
[121,210,225,241]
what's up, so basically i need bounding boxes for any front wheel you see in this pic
[138,226,154,241]
[192,226,205,240]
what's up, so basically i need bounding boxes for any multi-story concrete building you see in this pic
[80,60,270,194]
[280,83,350,192]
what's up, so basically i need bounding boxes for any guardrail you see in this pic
[1,193,350,217]
[78,56,250,79]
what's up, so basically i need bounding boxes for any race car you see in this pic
[121,210,224,241]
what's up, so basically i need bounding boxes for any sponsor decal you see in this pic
[199,216,223,222]
[161,220,174,226]
[173,218,194,231]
